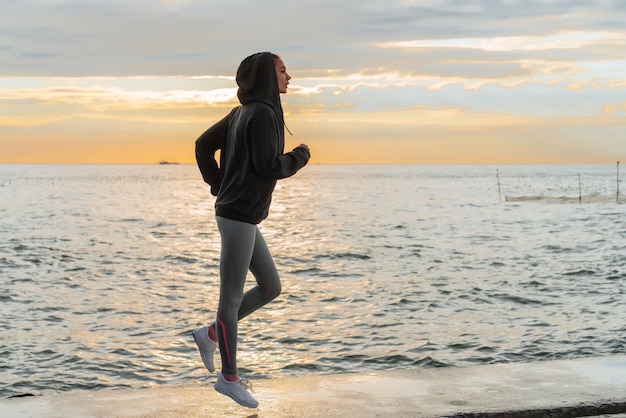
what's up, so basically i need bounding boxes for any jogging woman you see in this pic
[192,52,310,408]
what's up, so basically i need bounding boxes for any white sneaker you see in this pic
[214,373,259,408]
[192,326,217,373]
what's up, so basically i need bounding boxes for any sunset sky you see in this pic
[1,0,626,164]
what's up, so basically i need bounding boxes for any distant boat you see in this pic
[158,160,179,165]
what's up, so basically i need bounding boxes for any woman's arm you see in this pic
[250,108,310,179]
[195,112,230,196]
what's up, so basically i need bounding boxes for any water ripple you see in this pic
[1,164,625,398]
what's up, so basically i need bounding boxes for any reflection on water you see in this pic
[0,164,625,397]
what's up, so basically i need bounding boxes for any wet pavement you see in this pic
[2,355,625,417]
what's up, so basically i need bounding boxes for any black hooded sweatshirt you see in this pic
[195,52,310,224]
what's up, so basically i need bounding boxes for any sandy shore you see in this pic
[2,355,625,417]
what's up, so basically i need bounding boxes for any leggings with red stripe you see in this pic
[214,216,281,376]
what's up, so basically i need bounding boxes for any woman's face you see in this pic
[274,57,291,94]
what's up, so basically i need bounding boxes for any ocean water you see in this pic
[1,163,625,398]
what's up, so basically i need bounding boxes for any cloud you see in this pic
[2,0,626,163]
[377,31,626,52]
[0,78,242,129]
[1,0,624,77]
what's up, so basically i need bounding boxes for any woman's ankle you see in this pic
[208,325,217,342]
[223,373,239,382]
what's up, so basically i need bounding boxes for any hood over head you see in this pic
[236,52,282,115]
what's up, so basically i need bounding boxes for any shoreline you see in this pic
[2,355,625,417]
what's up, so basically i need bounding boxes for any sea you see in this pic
[1,163,624,398]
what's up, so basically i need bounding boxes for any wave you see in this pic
[314,252,371,260]
[505,192,618,204]
[2,164,625,397]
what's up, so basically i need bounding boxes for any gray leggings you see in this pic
[214,216,281,375]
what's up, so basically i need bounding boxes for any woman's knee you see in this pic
[272,280,282,299]
[260,278,281,301]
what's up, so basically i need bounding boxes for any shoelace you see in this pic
[239,379,255,394]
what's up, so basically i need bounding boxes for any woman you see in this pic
[192,52,310,408]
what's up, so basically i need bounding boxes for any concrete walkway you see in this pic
[2,355,625,417]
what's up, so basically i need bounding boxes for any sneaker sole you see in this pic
[214,385,258,409]
[192,330,216,373]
